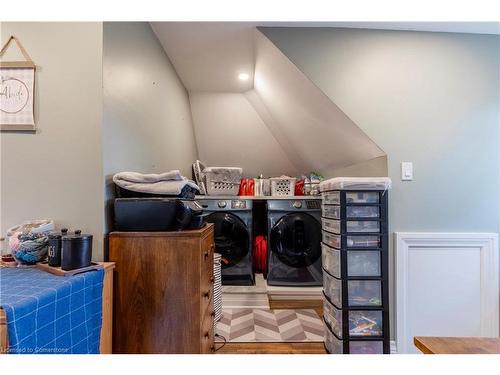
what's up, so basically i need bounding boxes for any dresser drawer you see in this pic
[201,236,215,282]
[201,309,215,354]
[201,250,214,290]
[200,287,213,322]
[201,239,215,317]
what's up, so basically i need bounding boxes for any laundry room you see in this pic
[100,21,393,354]
[1,14,499,361]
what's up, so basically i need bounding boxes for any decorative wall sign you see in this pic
[0,36,36,131]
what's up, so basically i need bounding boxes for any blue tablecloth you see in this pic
[0,267,104,354]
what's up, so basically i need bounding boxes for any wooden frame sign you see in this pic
[0,36,36,131]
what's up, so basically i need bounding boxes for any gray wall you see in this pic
[262,27,500,339]
[0,23,104,259]
[189,92,298,177]
[103,22,198,230]
[329,156,388,178]
[262,27,500,233]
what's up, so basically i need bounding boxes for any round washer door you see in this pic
[270,213,321,268]
[205,212,250,269]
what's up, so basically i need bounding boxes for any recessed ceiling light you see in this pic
[238,73,250,81]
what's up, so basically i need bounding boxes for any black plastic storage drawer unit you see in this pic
[320,182,390,354]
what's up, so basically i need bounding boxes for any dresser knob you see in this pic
[204,251,209,258]
[204,291,210,298]
[210,276,214,283]
[210,311,215,317]
[211,345,215,353]
[205,332,210,339]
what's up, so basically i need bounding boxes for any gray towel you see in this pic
[113,170,199,195]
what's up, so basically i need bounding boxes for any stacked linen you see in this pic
[113,170,199,198]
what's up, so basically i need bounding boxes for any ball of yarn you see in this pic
[12,232,49,265]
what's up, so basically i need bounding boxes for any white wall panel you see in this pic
[395,233,499,354]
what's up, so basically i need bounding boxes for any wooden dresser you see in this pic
[109,224,215,354]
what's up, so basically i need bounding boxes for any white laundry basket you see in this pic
[213,253,222,327]
[270,177,296,197]
[204,167,242,196]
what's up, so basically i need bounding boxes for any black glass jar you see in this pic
[61,230,93,271]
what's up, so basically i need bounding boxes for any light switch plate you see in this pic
[401,162,413,181]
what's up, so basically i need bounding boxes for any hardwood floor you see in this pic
[269,298,323,317]
[216,341,326,354]
[216,298,326,354]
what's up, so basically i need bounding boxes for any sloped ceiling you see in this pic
[150,22,255,92]
[252,30,384,174]
[151,22,386,177]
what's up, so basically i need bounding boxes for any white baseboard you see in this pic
[390,340,397,354]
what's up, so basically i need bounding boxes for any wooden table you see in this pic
[414,336,500,354]
[0,262,115,354]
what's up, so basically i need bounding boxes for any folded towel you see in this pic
[113,170,199,196]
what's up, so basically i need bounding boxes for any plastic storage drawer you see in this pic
[346,235,381,248]
[324,297,384,338]
[323,244,380,277]
[346,206,380,218]
[348,280,382,307]
[324,322,343,354]
[322,243,340,278]
[323,297,343,338]
[322,231,341,249]
[322,191,340,205]
[346,220,380,233]
[322,204,340,219]
[345,192,379,204]
[323,271,342,308]
[349,340,384,354]
[347,250,381,277]
[323,218,380,234]
[322,218,341,234]
[348,310,383,337]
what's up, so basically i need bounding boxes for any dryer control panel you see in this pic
[231,200,247,209]
[268,199,321,212]
[306,200,321,210]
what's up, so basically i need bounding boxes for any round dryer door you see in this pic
[205,212,250,269]
[270,213,321,268]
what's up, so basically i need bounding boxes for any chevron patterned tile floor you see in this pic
[216,308,324,342]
